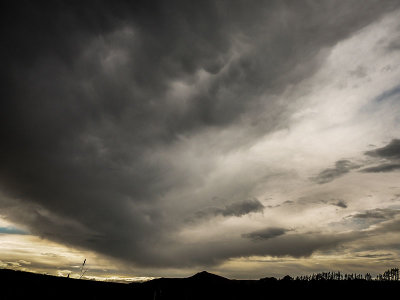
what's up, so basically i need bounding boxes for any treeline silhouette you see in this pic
[293,268,399,281]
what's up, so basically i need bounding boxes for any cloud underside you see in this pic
[1,1,400,269]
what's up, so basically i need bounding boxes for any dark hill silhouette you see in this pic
[188,270,229,282]
[0,268,132,299]
[2,268,400,300]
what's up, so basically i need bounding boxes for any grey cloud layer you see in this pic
[1,1,399,267]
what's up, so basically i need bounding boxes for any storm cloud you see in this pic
[1,0,400,272]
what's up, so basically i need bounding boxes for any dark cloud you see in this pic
[194,198,264,220]
[220,198,264,217]
[311,160,359,184]
[332,200,347,208]
[355,253,393,258]
[361,139,400,173]
[350,208,400,220]
[330,208,400,232]
[312,140,400,185]
[282,200,294,205]
[373,216,400,233]
[361,163,400,173]
[267,204,281,209]
[365,139,400,159]
[1,1,399,267]
[242,227,289,241]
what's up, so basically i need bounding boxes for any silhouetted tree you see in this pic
[281,275,293,281]
[365,273,372,281]
[290,267,400,282]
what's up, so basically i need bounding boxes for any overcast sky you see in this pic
[1,1,400,281]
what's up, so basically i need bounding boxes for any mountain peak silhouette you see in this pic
[188,271,228,281]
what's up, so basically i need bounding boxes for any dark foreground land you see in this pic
[1,269,400,299]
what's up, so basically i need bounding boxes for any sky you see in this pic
[1,1,400,281]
